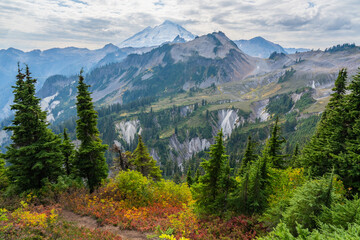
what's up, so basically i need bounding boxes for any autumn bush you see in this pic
[0,199,122,240]
[58,170,267,239]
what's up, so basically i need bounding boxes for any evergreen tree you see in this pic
[0,155,8,191]
[61,128,75,176]
[74,70,108,192]
[132,135,162,180]
[232,129,273,215]
[173,173,181,184]
[192,130,233,215]
[301,69,348,177]
[233,166,250,214]
[290,144,300,167]
[4,65,63,192]
[263,117,286,168]
[336,69,360,191]
[186,168,193,187]
[248,157,268,213]
[239,136,258,175]
[194,168,201,183]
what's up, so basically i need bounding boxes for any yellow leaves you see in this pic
[10,203,58,229]
[20,200,28,209]
[13,210,47,227]
[159,234,190,240]
[49,209,58,225]
[267,167,306,207]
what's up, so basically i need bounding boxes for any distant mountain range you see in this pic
[33,32,360,126]
[35,32,261,123]
[234,36,309,58]
[0,43,127,119]
[0,20,333,121]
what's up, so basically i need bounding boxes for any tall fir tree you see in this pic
[301,69,348,177]
[192,130,234,215]
[239,135,258,175]
[4,65,63,192]
[263,117,287,169]
[132,135,162,180]
[61,128,75,176]
[194,168,201,183]
[186,168,193,187]
[0,155,8,191]
[75,70,108,192]
[290,144,300,168]
[336,69,360,191]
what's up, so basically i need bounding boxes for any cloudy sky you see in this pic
[0,0,359,51]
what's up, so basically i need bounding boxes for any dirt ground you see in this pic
[61,210,151,240]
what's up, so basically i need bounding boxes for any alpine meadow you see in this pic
[1,0,360,239]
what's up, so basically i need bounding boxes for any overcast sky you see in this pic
[0,0,359,51]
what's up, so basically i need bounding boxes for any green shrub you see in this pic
[0,158,8,192]
[113,170,153,206]
[112,170,192,207]
[283,175,343,234]
[153,180,192,206]
[260,222,360,239]
[318,195,360,229]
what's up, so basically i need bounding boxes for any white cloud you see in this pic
[0,0,359,50]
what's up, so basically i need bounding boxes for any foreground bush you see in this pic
[283,175,344,234]
[60,170,266,239]
[60,170,192,232]
[259,222,360,239]
[0,200,122,240]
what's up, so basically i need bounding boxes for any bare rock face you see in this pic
[115,120,142,145]
[250,99,270,122]
[217,109,243,139]
[169,135,211,165]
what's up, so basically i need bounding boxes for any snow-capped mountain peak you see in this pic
[119,20,195,48]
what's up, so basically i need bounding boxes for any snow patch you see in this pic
[57,110,64,117]
[49,100,60,110]
[0,130,9,146]
[46,113,55,123]
[120,20,195,48]
[0,99,12,120]
[40,92,58,111]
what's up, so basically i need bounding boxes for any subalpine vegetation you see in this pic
[1,65,360,239]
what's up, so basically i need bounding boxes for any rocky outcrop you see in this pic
[217,109,244,138]
[115,120,142,145]
[169,135,211,164]
[250,99,270,122]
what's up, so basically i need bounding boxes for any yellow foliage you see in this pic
[159,233,190,240]
[11,202,58,228]
[268,167,306,207]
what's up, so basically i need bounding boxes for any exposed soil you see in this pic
[61,210,150,240]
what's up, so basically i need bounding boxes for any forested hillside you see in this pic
[2,65,360,239]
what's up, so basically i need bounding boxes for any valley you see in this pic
[2,15,360,239]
